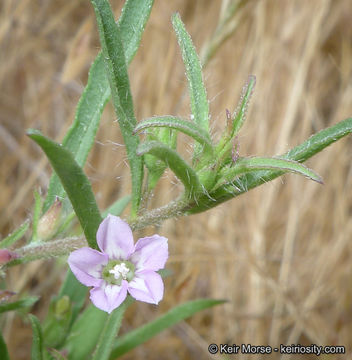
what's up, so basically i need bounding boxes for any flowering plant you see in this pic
[0,0,351,358]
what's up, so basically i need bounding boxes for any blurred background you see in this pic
[1,0,351,358]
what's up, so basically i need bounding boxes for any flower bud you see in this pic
[37,198,62,241]
[54,295,70,318]
[0,249,18,265]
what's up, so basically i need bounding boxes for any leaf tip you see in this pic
[171,12,180,23]
[26,128,42,138]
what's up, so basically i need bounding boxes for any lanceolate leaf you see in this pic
[283,117,352,162]
[27,129,102,249]
[64,305,108,360]
[64,299,133,360]
[187,117,352,214]
[172,13,210,160]
[137,141,202,198]
[92,297,133,360]
[134,116,213,155]
[91,0,143,218]
[118,0,154,62]
[109,299,226,358]
[0,332,10,360]
[29,314,44,360]
[44,0,154,214]
[43,54,110,213]
[216,156,323,189]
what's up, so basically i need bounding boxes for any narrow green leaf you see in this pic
[134,116,213,155]
[118,0,155,63]
[188,117,352,214]
[137,141,202,198]
[102,195,131,218]
[64,305,108,360]
[232,75,256,136]
[0,332,10,360]
[0,296,38,314]
[92,297,133,360]
[27,129,102,249]
[110,298,226,358]
[172,13,210,161]
[0,220,29,249]
[216,156,323,189]
[29,314,44,360]
[31,190,42,242]
[283,117,352,162]
[91,0,143,218]
[43,54,109,214]
[172,14,209,132]
[44,0,154,214]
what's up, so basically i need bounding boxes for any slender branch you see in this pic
[129,198,188,230]
[6,237,87,266]
[5,198,189,267]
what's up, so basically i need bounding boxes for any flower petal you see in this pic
[128,271,164,304]
[68,247,108,287]
[97,215,134,260]
[130,235,168,271]
[90,281,128,314]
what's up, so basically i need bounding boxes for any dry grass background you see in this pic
[1,0,352,359]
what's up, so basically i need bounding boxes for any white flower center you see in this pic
[109,262,130,280]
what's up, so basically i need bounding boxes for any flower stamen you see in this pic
[109,262,130,280]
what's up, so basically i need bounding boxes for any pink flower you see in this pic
[68,215,168,313]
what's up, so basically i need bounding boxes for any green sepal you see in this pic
[231,75,256,136]
[216,76,255,163]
